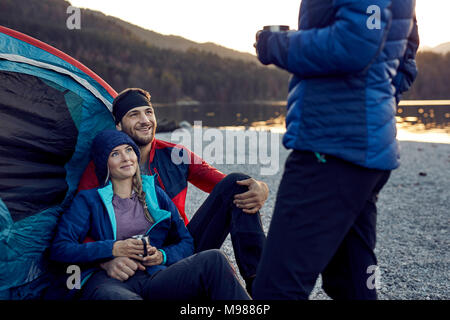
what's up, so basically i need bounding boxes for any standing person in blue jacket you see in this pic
[49,129,250,300]
[252,0,419,300]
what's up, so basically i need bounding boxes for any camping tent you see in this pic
[0,26,117,299]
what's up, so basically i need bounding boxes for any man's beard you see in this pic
[121,122,156,147]
[132,132,154,146]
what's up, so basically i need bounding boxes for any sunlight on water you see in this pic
[159,101,450,144]
[396,123,450,144]
[219,116,450,145]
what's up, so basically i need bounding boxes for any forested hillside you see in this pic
[402,51,450,100]
[0,0,289,103]
[0,0,448,102]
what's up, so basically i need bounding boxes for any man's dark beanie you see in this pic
[91,129,141,186]
[113,89,151,124]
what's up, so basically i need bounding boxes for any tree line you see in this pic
[402,51,450,100]
[0,0,448,103]
[0,0,289,103]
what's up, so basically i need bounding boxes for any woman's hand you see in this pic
[142,246,164,266]
[112,238,149,260]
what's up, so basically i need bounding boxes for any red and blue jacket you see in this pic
[78,138,226,225]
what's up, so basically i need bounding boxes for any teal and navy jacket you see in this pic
[50,175,194,287]
[78,138,226,225]
[256,0,419,170]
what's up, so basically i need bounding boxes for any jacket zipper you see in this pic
[152,167,166,191]
[144,211,171,239]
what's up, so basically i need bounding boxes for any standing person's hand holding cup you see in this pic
[254,25,290,64]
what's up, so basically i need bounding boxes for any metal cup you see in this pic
[263,25,290,32]
[132,234,150,257]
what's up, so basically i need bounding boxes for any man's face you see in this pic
[116,105,157,147]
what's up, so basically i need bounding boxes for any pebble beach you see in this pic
[156,129,450,300]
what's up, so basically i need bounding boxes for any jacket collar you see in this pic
[97,182,117,240]
[149,138,157,164]
[97,176,171,238]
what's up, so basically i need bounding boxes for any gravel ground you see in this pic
[156,129,450,300]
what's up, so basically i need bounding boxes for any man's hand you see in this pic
[234,178,269,214]
[100,257,145,282]
[142,246,163,266]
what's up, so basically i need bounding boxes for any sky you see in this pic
[69,0,450,54]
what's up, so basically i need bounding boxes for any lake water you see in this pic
[155,101,450,144]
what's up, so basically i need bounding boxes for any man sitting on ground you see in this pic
[78,88,268,295]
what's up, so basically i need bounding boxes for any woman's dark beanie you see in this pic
[91,130,141,186]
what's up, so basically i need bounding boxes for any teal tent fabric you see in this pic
[0,26,117,299]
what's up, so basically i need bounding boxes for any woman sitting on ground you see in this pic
[50,129,250,300]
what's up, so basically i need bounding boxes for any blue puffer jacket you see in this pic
[50,175,194,288]
[256,0,419,170]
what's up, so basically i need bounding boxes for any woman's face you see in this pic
[107,144,138,181]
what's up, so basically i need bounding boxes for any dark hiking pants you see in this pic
[80,249,250,300]
[187,173,266,286]
[253,150,391,300]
